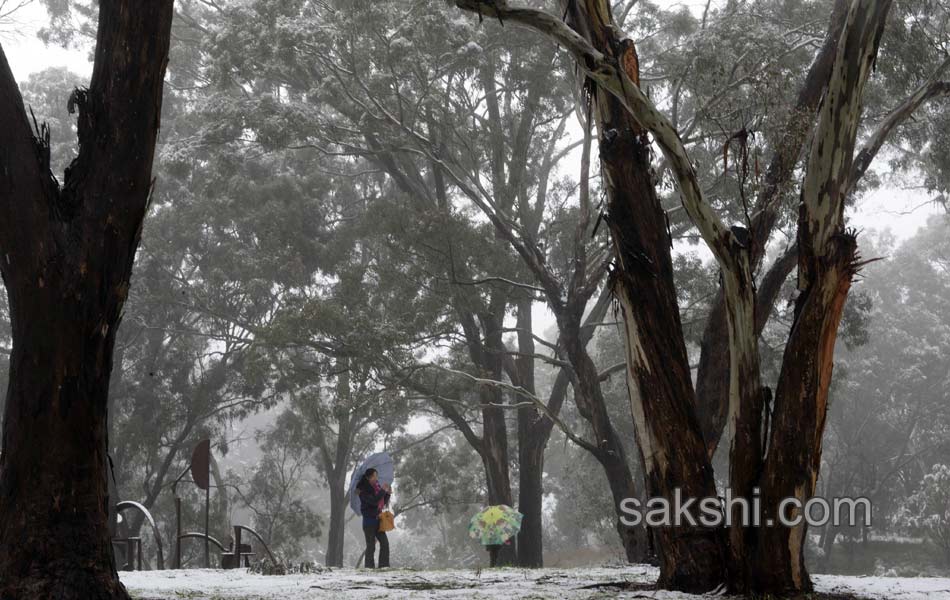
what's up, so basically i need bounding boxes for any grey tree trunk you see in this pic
[324,478,347,567]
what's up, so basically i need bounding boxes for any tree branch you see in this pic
[454,0,742,276]
[799,0,893,276]
[0,43,51,272]
[419,363,601,455]
[848,60,950,193]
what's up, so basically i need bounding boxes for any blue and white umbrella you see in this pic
[348,452,394,516]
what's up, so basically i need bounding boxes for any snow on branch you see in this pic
[848,56,950,194]
[454,0,743,277]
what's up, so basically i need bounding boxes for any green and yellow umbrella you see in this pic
[468,505,523,546]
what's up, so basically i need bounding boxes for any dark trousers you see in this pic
[363,524,389,568]
[488,544,500,567]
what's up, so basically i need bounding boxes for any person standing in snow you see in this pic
[356,467,391,568]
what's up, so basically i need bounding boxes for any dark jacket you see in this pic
[356,479,391,522]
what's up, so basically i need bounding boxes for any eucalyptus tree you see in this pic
[454,0,950,594]
[284,370,406,567]
[2,6,282,576]
[0,1,173,597]
[388,427,488,566]
[227,410,324,562]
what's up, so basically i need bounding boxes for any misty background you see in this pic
[0,0,948,577]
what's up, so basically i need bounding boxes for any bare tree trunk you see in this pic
[320,361,356,567]
[514,300,544,567]
[556,0,724,590]
[482,384,516,566]
[476,308,517,565]
[325,476,347,567]
[607,158,725,590]
[0,2,174,597]
[516,439,544,567]
[753,238,856,591]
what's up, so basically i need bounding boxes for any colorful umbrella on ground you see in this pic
[348,452,394,516]
[468,505,523,546]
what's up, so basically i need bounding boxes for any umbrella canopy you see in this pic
[468,505,523,546]
[348,452,394,516]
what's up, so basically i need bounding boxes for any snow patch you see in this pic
[120,565,950,599]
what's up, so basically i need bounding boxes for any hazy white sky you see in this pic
[0,0,942,243]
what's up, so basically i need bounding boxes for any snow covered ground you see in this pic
[120,565,950,599]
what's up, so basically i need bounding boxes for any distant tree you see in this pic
[227,411,323,562]
[896,464,950,566]
[390,428,487,566]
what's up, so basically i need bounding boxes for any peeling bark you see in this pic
[694,0,850,457]
[556,0,725,590]
[751,0,893,593]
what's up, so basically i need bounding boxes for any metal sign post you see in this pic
[191,439,211,568]
[171,438,212,569]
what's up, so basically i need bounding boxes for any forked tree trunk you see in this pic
[693,0,850,458]
[454,0,893,595]
[0,2,173,598]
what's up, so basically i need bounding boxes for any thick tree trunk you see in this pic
[608,169,725,591]
[482,412,516,566]
[751,0,891,593]
[556,0,724,590]
[478,312,516,566]
[753,236,856,592]
[321,362,355,568]
[0,2,173,597]
[516,441,544,567]
[0,313,125,598]
[481,446,516,565]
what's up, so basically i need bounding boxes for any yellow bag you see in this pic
[378,510,395,533]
